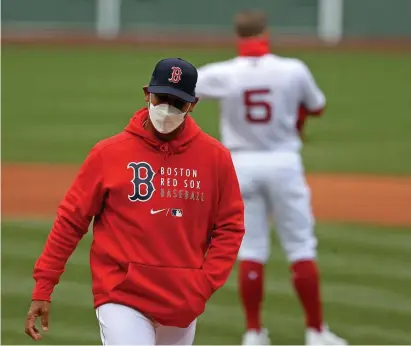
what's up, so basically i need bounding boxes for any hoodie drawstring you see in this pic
[156,143,172,175]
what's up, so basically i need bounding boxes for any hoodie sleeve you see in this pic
[32,146,106,301]
[202,149,245,296]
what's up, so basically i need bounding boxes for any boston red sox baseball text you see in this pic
[159,166,204,201]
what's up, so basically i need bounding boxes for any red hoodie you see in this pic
[32,108,245,328]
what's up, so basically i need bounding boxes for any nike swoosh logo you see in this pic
[150,208,167,215]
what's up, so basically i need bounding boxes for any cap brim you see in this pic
[147,85,195,103]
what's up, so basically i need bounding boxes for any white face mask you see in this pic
[148,95,189,134]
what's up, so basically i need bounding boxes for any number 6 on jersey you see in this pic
[244,89,273,123]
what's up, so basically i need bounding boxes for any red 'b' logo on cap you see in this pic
[168,66,182,83]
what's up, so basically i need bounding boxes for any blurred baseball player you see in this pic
[196,10,348,346]
[25,58,245,345]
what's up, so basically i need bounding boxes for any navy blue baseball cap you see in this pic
[148,58,197,103]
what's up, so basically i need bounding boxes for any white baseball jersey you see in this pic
[196,54,325,153]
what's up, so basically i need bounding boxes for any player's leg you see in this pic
[96,303,156,345]
[234,165,270,344]
[267,156,347,345]
[238,190,271,345]
[270,172,322,328]
[155,319,197,345]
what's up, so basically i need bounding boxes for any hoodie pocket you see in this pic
[110,262,212,328]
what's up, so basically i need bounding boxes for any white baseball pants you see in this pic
[96,303,197,345]
[232,151,317,264]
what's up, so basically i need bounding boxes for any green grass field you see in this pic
[2,220,411,345]
[2,46,411,173]
[1,45,411,345]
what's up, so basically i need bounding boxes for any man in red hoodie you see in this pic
[25,57,245,345]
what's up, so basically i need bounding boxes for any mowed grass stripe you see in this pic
[4,230,410,311]
[2,220,411,344]
[2,318,100,343]
[317,223,411,251]
[3,284,410,345]
[2,241,91,269]
[4,262,410,318]
[4,219,410,249]
[202,302,411,344]
[2,277,92,307]
[4,220,410,291]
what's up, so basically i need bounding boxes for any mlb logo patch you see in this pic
[171,209,183,217]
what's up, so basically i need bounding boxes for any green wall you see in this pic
[120,0,317,34]
[2,0,410,38]
[2,0,95,27]
[343,0,411,38]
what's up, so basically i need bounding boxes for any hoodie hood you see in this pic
[124,107,201,154]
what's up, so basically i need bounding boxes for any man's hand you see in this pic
[25,300,50,341]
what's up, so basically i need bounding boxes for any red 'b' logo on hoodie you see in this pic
[168,66,182,84]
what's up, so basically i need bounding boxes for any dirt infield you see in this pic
[2,164,410,227]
